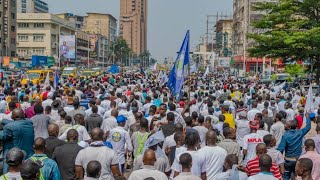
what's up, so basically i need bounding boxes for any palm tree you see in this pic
[108,38,132,65]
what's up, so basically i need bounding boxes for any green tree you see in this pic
[247,0,320,81]
[109,38,132,65]
[285,64,305,77]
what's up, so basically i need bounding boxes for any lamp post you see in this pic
[87,34,90,68]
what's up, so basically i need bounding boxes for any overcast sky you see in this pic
[43,0,232,60]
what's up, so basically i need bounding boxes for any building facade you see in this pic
[0,0,17,57]
[75,30,90,66]
[17,0,49,13]
[56,13,85,29]
[232,0,276,72]
[215,19,233,57]
[16,13,76,64]
[83,13,117,42]
[120,0,147,55]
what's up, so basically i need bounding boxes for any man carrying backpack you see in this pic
[27,137,61,180]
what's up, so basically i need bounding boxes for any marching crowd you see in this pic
[0,72,318,180]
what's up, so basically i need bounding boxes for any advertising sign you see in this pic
[89,35,98,58]
[59,35,76,59]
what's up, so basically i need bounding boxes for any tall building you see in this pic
[83,13,117,42]
[16,13,76,63]
[120,0,148,55]
[17,0,49,13]
[232,0,276,72]
[0,0,17,57]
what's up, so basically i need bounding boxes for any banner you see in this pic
[59,35,76,59]
[89,35,99,58]
[31,55,47,67]
[3,57,10,66]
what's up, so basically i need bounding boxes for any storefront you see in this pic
[233,55,272,73]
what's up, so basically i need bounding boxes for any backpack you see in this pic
[30,156,47,180]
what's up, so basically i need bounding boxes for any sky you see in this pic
[43,0,232,61]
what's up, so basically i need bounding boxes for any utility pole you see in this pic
[243,0,248,72]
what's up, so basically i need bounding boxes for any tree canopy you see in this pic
[247,0,320,81]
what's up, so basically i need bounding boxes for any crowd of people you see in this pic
[0,72,319,180]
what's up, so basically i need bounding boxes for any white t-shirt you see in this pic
[197,146,227,180]
[143,103,152,115]
[236,119,250,148]
[59,125,91,141]
[248,173,278,180]
[243,133,263,164]
[171,151,202,177]
[285,108,295,121]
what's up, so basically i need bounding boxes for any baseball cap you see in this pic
[47,92,54,98]
[104,93,111,98]
[116,115,127,124]
[238,111,247,118]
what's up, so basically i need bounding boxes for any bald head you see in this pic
[111,109,118,117]
[143,149,156,166]
[12,108,25,120]
[34,137,46,152]
[67,129,79,142]
[91,128,103,141]
[206,130,217,146]
[48,124,59,137]
[256,143,267,156]
[259,154,273,172]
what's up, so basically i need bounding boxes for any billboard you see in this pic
[32,55,48,67]
[59,35,76,59]
[89,35,98,58]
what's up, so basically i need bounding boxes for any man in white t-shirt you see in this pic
[198,130,227,180]
[171,130,204,178]
[285,102,295,121]
[59,114,90,142]
[236,111,250,148]
[247,101,261,121]
[243,121,263,165]
[75,128,121,179]
[142,96,152,115]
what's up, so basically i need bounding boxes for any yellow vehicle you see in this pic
[21,70,54,85]
[80,70,95,79]
[61,67,78,79]
[91,67,102,76]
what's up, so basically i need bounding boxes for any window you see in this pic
[34,23,44,28]
[17,49,30,56]
[11,13,15,19]
[33,35,44,42]
[11,38,15,44]
[33,49,44,55]
[18,35,29,42]
[18,23,29,28]
[11,26,15,32]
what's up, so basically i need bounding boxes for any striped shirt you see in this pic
[246,156,282,180]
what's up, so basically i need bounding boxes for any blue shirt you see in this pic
[29,154,61,180]
[277,118,311,158]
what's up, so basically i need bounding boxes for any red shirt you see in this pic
[246,156,282,180]
[295,114,303,129]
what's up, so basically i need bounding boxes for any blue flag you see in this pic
[167,30,190,100]
[54,71,59,89]
[109,64,120,74]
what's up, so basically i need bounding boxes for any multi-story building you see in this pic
[0,0,17,57]
[16,13,76,64]
[120,0,148,55]
[83,13,117,42]
[232,0,277,72]
[17,0,49,13]
[56,13,85,29]
[75,30,90,66]
[215,19,233,57]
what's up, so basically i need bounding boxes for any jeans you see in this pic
[283,160,296,180]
